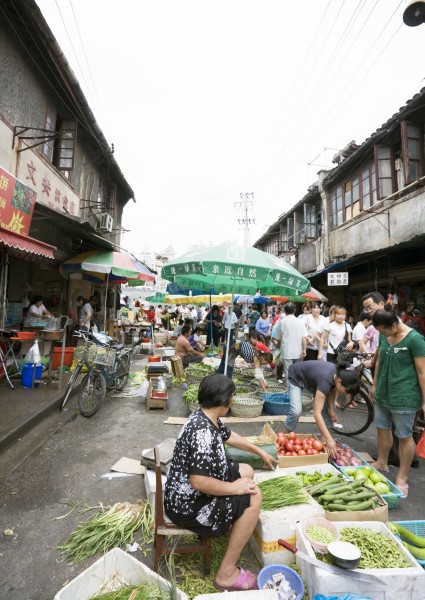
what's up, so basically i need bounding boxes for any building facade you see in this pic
[254,87,425,317]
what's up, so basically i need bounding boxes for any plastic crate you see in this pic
[339,465,404,509]
[263,393,290,415]
[393,521,425,568]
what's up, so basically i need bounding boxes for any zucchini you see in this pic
[390,523,425,549]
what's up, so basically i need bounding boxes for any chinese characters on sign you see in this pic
[327,272,349,286]
[0,166,37,235]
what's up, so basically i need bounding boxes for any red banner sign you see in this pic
[0,166,37,236]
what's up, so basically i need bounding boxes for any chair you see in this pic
[153,446,212,575]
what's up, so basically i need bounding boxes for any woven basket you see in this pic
[230,395,264,418]
[301,390,314,411]
[234,367,273,380]
[186,371,209,385]
[185,400,200,413]
[263,392,291,416]
[234,382,258,396]
[253,379,287,393]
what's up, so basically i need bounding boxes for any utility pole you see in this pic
[235,192,255,247]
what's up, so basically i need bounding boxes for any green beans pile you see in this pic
[258,475,309,511]
[340,527,410,569]
[306,525,336,544]
[89,583,171,599]
[182,384,199,405]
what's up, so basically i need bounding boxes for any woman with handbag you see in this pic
[369,308,425,497]
[318,306,354,364]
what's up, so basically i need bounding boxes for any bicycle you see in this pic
[331,353,375,437]
[60,331,107,417]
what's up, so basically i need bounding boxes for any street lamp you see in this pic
[403,0,425,26]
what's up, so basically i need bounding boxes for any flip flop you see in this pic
[370,463,390,474]
[396,482,409,498]
[213,567,258,592]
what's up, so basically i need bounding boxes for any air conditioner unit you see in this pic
[98,213,113,233]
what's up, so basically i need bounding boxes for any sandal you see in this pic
[396,482,409,498]
[213,567,258,592]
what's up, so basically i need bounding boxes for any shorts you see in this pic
[373,402,417,439]
[165,460,251,538]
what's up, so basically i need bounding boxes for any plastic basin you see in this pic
[257,564,304,598]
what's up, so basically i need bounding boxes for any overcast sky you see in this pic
[36,0,425,261]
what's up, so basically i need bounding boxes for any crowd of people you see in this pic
[162,291,425,591]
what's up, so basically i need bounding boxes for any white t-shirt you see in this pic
[222,311,238,329]
[325,321,352,355]
[278,314,308,359]
[24,303,48,325]
[304,314,326,350]
[352,322,367,342]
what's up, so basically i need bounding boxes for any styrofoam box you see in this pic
[251,468,325,567]
[53,547,188,600]
[295,521,425,600]
[144,468,166,518]
[194,592,279,599]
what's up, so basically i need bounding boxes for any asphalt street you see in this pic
[0,356,424,600]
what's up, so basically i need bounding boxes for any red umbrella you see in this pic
[303,287,328,302]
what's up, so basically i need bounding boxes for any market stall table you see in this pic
[0,336,21,389]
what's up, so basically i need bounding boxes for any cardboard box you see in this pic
[276,431,329,468]
[295,521,425,600]
[53,547,188,600]
[324,487,389,523]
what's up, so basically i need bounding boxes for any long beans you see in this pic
[258,475,309,511]
[57,501,154,564]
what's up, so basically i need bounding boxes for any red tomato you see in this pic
[294,444,301,453]
[276,432,286,441]
[312,439,323,452]
[290,451,297,456]
[298,449,306,456]
[305,439,313,447]
[311,448,319,454]
[288,431,297,441]
[285,451,292,456]
[286,441,294,452]
[306,448,314,455]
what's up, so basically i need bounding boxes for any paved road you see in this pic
[0,360,424,599]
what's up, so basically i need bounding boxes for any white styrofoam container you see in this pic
[143,468,166,518]
[295,521,425,600]
[250,468,325,567]
[53,547,188,600]
[194,592,279,599]
[275,463,342,478]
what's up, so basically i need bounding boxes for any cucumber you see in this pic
[344,499,374,511]
[342,490,376,502]
[327,503,349,511]
[402,541,425,560]
[391,523,425,549]
[309,476,342,495]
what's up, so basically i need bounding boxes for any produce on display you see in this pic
[307,476,381,511]
[306,525,337,545]
[388,522,425,560]
[276,432,325,457]
[56,502,153,564]
[181,384,200,406]
[296,470,342,488]
[337,527,409,569]
[342,466,392,496]
[258,475,310,511]
[332,442,364,467]
[88,583,172,599]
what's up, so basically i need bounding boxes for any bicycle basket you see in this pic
[73,344,97,364]
[93,346,116,369]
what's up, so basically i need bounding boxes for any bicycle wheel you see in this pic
[77,370,106,417]
[60,364,82,410]
[115,355,130,391]
[331,386,374,436]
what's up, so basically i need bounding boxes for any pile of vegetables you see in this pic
[342,466,391,496]
[332,442,364,467]
[306,525,337,544]
[181,384,199,406]
[276,432,324,457]
[57,501,153,564]
[187,363,214,373]
[258,475,310,511]
[389,522,425,561]
[296,470,340,487]
[316,526,410,569]
[308,475,381,512]
[89,583,172,599]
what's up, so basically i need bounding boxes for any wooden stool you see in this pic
[153,446,212,575]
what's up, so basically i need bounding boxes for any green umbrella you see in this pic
[161,243,310,296]
[162,243,310,371]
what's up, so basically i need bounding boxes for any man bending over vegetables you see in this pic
[284,361,360,458]
[165,374,276,592]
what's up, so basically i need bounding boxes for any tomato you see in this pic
[276,432,286,442]
[306,448,314,455]
[311,448,319,454]
[312,439,323,452]
[290,451,297,456]
[286,441,294,452]
[294,445,301,453]
[305,438,313,447]
[288,431,297,441]
[297,449,306,456]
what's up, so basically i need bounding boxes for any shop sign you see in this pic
[16,148,80,216]
[0,166,37,236]
[327,272,349,286]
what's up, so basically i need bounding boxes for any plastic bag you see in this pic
[25,340,41,364]
[416,428,425,459]
[44,316,58,331]
[139,380,149,399]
